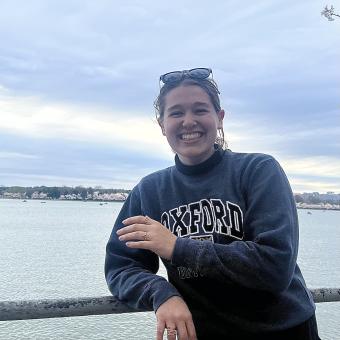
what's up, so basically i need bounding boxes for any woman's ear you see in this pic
[157,119,166,136]
[217,110,225,129]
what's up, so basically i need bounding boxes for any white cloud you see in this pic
[289,177,340,194]
[0,91,171,158]
[282,156,340,179]
[279,156,340,193]
[0,152,39,159]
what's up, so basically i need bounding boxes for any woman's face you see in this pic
[159,85,224,165]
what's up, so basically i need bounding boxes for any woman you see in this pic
[105,68,319,340]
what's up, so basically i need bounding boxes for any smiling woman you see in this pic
[158,84,224,165]
[105,68,321,340]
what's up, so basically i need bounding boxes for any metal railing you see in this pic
[0,288,339,321]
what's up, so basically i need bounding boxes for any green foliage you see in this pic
[6,186,26,193]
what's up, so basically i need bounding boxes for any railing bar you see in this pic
[310,288,340,303]
[0,288,339,322]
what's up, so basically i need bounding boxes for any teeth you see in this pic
[181,132,202,140]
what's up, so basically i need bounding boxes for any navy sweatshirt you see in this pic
[105,148,315,336]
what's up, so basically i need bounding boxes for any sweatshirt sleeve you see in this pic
[105,185,181,312]
[171,157,299,293]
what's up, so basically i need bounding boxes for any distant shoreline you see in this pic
[297,206,340,211]
[0,197,125,203]
[296,202,340,211]
[1,197,340,211]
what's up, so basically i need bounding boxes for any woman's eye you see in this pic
[169,111,182,117]
[196,109,208,114]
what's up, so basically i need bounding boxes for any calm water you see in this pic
[0,199,339,339]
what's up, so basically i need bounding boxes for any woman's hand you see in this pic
[117,215,177,260]
[156,296,197,340]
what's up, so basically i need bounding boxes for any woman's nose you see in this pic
[182,113,197,127]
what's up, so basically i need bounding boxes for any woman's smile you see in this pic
[179,131,203,141]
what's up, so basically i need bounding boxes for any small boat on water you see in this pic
[307,211,312,215]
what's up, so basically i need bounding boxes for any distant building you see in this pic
[92,192,127,201]
[59,194,81,200]
[31,192,48,199]
[3,192,26,199]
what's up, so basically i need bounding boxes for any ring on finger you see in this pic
[166,327,177,337]
[143,231,150,241]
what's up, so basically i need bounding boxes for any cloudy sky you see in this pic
[1,0,339,192]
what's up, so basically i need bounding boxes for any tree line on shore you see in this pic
[1,186,339,204]
[0,186,130,200]
[294,193,340,205]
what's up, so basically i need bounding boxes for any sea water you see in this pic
[0,199,339,339]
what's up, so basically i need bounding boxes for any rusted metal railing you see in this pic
[0,288,339,322]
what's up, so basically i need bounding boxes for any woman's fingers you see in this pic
[116,223,148,236]
[123,215,152,225]
[117,215,155,236]
[173,318,198,340]
[117,215,177,259]
[186,319,198,340]
[118,230,149,241]
[160,321,196,340]
[165,324,177,340]
[156,319,165,340]
[155,297,197,340]
[176,322,188,340]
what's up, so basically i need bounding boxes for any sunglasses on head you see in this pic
[159,68,213,85]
